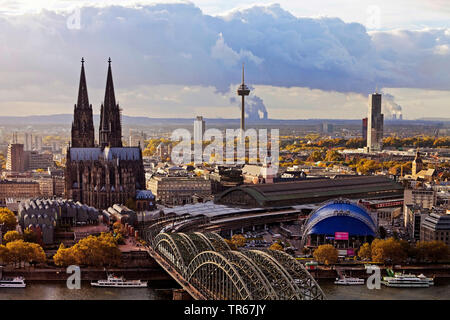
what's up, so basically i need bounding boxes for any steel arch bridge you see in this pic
[149,232,325,300]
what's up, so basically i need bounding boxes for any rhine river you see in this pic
[0,280,449,300]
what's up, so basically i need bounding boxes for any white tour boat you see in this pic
[0,276,26,288]
[334,276,365,285]
[91,274,147,288]
[382,273,434,288]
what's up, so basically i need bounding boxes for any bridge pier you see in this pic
[173,289,193,300]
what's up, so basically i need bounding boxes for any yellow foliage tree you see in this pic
[0,208,17,230]
[53,233,121,267]
[269,242,284,251]
[3,230,23,243]
[53,243,77,267]
[357,242,372,260]
[371,238,407,264]
[231,234,246,248]
[5,240,46,267]
[225,239,237,250]
[313,244,338,265]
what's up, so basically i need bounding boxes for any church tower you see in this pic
[99,58,123,148]
[412,149,423,177]
[71,58,95,148]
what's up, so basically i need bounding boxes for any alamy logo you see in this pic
[366,265,381,289]
[170,128,280,173]
[366,5,381,30]
[66,265,81,289]
[66,8,81,30]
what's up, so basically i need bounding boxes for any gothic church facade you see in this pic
[65,58,145,210]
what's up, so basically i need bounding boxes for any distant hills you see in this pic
[0,114,448,126]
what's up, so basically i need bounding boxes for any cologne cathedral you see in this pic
[65,58,145,210]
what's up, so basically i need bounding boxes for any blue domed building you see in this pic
[302,199,377,253]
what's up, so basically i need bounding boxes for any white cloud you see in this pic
[0,2,449,119]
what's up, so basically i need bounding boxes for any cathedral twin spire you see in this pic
[71,58,122,149]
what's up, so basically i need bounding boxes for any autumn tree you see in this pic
[4,240,46,267]
[358,242,372,260]
[53,243,77,267]
[371,238,407,264]
[53,233,121,267]
[416,241,449,262]
[313,244,338,265]
[269,241,284,251]
[325,149,344,162]
[230,234,246,248]
[0,245,9,264]
[307,150,325,162]
[3,230,22,243]
[0,208,17,231]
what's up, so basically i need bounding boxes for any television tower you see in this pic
[237,63,250,132]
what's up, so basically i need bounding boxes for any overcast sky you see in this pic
[0,1,449,119]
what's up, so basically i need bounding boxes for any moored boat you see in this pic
[0,276,26,288]
[334,276,365,285]
[91,274,147,288]
[382,272,434,288]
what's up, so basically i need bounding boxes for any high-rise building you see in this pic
[194,116,205,141]
[362,117,368,142]
[420,210,450,247]
[24,132,33,151]
[65,58,145,210]
[128,129,147,147]
[367,92,384,151]
[6,143,25,172]
[26,151,54,170]
[34,135,43,152]
[321,122,334,134]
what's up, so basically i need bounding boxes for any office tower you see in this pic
[129,129,147,147]
[367,92,384,151]
[237,63,250,132]
[6,143,25,172]
[24,132,33,151]
[362,117,368,142]
[322,122,334,134]
[35,135,43,152]
[194,116,205,141]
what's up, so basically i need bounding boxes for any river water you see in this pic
[0,280,449,300]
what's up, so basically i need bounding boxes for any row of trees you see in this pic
[0,240,46,267]
[53,233,121,267]
[313,239,449,265]
[283,136,449,152]
[358,238,449,263]
[3,229,39,244]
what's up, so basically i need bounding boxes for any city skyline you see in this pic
[0,2,449,120]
